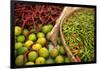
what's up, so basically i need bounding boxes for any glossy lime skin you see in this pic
[17,35,25,42]
[39,48,49,58]
[37,37,46,45]
[32,43,42,51]
[15,55,24,66]
[15,42,23,50]
[48,24,53,30]
[46,58,55,64]
[50,48,59,58]
[37,32,45,38]
[15,26,22,36]
[24,40,33,48]
[23,29,29,36]
[59,46,66,55]
[35,57,46,64]
[28,51,38,61]
[42,24,53,34]
[55,55,64,63]
[17,47,28,55]
[28,33,36,41]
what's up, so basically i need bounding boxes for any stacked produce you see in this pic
[62,8,95,62]
[15,4,71,67]
[15,4,63,32]
[14,3,95,67]
[15,25,71,66]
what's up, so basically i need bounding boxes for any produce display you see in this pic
[62,8,95,62]
[15,3,63,31]
[14,3,95,67]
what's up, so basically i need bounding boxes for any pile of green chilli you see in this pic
[62,8,95,62]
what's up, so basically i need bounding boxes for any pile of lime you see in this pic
[15,25,70,67]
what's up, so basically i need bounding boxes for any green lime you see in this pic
[35,57,45,64]
[24,40,33,48]
[17,35,25,42]
[55,55,64,63]
[42,25,53,34]
[15,55,24,66]
[39,48,49,58]
[17,47,28,55]
[37,37,46,45]
[15,26,22,36]
[28,51,38,61]
[28,33,36,41]
[23,29,29,36]
[15,42,23,49]
[37,32,45,38]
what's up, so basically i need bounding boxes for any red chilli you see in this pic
[15,4,63,31]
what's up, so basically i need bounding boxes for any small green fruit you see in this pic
[46,58,55,64]
[37,37,46,45]
[48,24,53,30]
[32,43,42,51]
[23,29,29,36]
[28,33,36,41]
[24,40,33,48]
[15,42,23,49]
[28,51,38,61]
[50,48,59,58]
[37,32,45,38]
[35,57,45,64]
[25,62,34,65]
[42,25,53,34]
[15,26,22,36]
[65,57,70,63]
[39,48,49,58]
[15,55,24,66]
[17,47,28,55]
[17,35,25,42]
[59,46,66,55]
[55,55,64,63]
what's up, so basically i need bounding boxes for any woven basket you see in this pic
[60,8,82,62]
